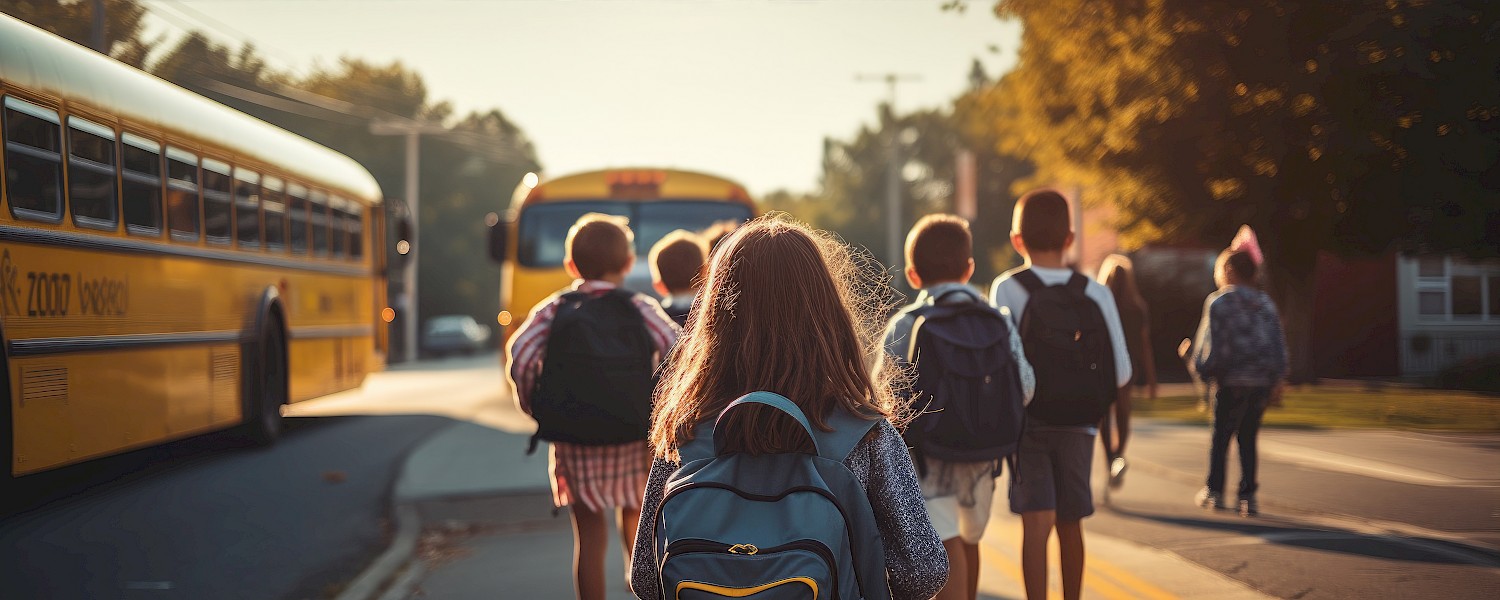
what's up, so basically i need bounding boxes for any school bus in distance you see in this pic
[486,168,757,334]
[0,14,390,482]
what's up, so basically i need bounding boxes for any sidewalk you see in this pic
[342,420,1272,600]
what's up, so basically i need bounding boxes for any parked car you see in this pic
[422,315,492,357]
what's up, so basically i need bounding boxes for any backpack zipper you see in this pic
[662,539,839,599]
[655,482,867,599]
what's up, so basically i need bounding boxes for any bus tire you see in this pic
[241,315,288,446]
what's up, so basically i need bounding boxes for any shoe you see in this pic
[1195,487,1225,510]
[1239,498,1258,517]
[1108,457,1128,489]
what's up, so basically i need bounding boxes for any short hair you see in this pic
[649,230,707,293]
[565,213,634,279]
[701,220,741,257]
[905,214,972,283]
[1218,249,1258,282]
[1013,189,1072,252]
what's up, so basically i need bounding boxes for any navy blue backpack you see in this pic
[652,392,891,600]
[903,290,1027,470]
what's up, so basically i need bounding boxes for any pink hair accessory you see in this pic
[1229,225,1264,265]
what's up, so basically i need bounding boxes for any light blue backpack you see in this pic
[652,392,891,600]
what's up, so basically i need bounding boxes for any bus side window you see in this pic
[288,184,309,253]
[166,147,200,242]
[202,159,232,244]
[329,197,347,258]
[121,133,163,237]
[262,176,286,251]
[349,206,365,260]
[66,116,118,229]
[235,169,261,249]
[310,190,329,255]
[3,97,64,222]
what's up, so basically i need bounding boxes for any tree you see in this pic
[975,0,1500,381]
[2,0,156,67]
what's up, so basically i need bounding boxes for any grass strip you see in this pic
[1133,387,1500,431]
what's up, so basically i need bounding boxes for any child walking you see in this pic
[989,190,1132,600]
[630,217,948,600]
[506,213,680,600]
[883,214,1034,600]
[1190,249,1288,517]
[647,229,707,327]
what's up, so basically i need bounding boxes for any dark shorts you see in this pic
[1009,427,1096,521]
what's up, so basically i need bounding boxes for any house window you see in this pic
[1417,256,1446,278]
[1452,275,1482,319]
[1414,256,1500,321]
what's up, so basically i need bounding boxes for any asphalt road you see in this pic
[1088,420,1500,599]
[0,354,503,600]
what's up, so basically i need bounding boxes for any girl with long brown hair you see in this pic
[628,216,947,600]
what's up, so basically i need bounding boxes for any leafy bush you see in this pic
[1436,353,1500,394]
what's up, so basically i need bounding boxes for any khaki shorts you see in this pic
[919,458,997,544]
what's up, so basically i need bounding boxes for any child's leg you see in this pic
[934,537,968,600]
[1056,519,1085,600]
[963,541,981,600]
[619,506,643,574]
[1019,509,1055,600]
[570,504,608,600]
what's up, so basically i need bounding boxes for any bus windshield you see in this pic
[517,200,753,268]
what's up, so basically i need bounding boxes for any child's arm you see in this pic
[629,457,678,600]
[1093,286,1135,389]
[1189,295,1217,381]
[862,420,948,600]
[629,294,681,360]
[1004,310,1036,404]
[504,299,559,415]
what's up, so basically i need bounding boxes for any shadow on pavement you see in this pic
[2,415,354,518]
[1105,504,1500,567]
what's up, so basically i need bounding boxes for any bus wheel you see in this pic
[242,318,288,445]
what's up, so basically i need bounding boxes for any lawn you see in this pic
[1133,386,1500,431]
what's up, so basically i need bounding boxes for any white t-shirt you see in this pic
[989,265,1133,389]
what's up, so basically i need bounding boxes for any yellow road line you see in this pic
[1086,554,1178,600]
[982,516,1178,600]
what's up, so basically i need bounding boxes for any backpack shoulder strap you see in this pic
[1012,268,1045,293]
[1065,272,1090,296]
[677,419,718,464]
[817,409,881,462]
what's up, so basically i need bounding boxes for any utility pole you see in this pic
[857,73,920,274]
[370,119,448,362]
[90,0,106,53]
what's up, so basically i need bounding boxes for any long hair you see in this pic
[650,215,903,459]
[1097,254,1146,314]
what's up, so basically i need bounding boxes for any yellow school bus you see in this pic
[0,14,388,481]
[487,168,756,334]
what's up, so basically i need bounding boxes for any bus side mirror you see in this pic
[487,213,509,263]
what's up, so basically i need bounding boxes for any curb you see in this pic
[335,503,422,600]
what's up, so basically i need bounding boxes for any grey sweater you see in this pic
[629,418,949,600]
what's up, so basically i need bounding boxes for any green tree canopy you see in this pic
[2,0,156,66]
[971,0,1500,380]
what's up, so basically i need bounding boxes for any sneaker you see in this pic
[1108,457,1128,489]
[1239,498,1259,517]
[1195,487,1225,510]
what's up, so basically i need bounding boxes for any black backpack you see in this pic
[530,289,656,449]
[903,290,1027,467]
[662,300,691,328]
[1013,270,1116,426]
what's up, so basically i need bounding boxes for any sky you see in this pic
[140,0,1022,195]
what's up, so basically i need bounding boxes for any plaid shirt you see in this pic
[506,279,679,510]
